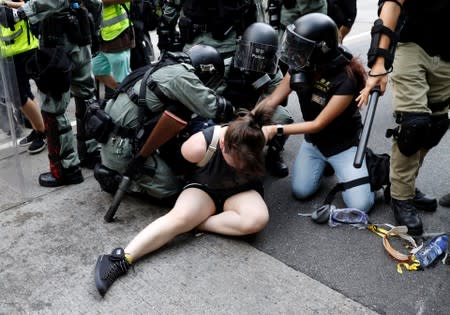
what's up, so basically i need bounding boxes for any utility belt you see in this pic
[179,16,234,43]
[41,9,92,47]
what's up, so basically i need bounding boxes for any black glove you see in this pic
[0,6,21,30]
[124,155,147,178]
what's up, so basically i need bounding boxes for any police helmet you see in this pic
[234,22,279,74]
[279,13,339,71]
[186,44,225,90]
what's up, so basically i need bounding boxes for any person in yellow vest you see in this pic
[92,0,135,96]
[0,0,46,154]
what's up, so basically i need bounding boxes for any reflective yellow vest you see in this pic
[100,4,131,41]
[0,20,39,57]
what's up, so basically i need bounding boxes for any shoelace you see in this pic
[104,258,130,283]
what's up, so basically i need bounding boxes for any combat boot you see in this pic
[95,247,131,296]
[391,198,423,235]
[439,192,450,207]
[265,146,289,178]
[38,166,84,187]
[79,149,101,169]
[413,188,437,212]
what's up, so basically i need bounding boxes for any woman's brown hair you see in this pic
[224,107,274,176]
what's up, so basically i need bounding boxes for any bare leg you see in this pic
[197,190,269,236]
[20,98,44,132]
[125,188,216,262]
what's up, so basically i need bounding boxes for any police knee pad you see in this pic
[395,113,431,156]
[423,114,450,149]
[94,163,122,194]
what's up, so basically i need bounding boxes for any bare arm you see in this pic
[356,0,405,106]
[265,94,354,138]
[181,131,208,164]
[253,73,292,113]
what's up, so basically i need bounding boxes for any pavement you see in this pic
[1,1,449,314]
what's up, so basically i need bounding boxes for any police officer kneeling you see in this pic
[87,44,234,202]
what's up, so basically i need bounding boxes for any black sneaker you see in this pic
[19,130,37,147]
[95,248,130,296]
[28,131,46,154]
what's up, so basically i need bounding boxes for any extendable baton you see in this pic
[353,86,381,168]
[104,176,130,222]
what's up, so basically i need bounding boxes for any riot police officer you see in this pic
[357,0,450,235]
[91,44,234,202]
[222,22,294,177]
[157,0,260,58]
[0,0,103,187]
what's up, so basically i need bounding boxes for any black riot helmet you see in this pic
[279,13,351,90]
[279,13,340,72]
[234,22,279,75]
[186,44,225,90]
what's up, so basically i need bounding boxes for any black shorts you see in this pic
[12,50,36,107]
[183,181,264,213]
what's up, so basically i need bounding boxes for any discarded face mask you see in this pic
[328,207,369,228]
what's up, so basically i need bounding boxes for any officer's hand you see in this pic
[124,155,147,178]
[0,6,20,29]
[356,63,388,108]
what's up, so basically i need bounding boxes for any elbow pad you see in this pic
[215,96,235,123]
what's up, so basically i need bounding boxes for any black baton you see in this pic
[354,87,381,168]
[104,176,130,222]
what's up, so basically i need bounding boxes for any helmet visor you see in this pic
[234,40,279,74]
[279,24,317,71]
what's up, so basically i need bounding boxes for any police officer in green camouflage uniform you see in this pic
[157,0,260,58]
[0,0,102,187]
[280,0,327,28]
[93,45,234,201]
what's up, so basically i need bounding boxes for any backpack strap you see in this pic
[323,176,370,205]
[196,125,221,167]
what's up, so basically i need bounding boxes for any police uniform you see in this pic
[158,0,258,58]
[98,61,224,200]
[19,0,102,187]
[387,1,450,228]
[280,0,327,28]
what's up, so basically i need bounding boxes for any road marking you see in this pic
[343,31,370,44]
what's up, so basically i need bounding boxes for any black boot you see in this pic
[39,166,84,187]
[413,188,437,212]
[391,198,423,235]
[79,149,101,169]
[439,192,450,207]
[95,247,130,296]
[266,147,289,178]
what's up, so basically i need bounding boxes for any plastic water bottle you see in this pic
[414,234,448,268]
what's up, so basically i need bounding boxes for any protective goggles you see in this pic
[234,39,279,74]
[279,24,317,71]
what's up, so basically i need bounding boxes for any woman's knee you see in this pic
[291,184,316,200]
[239,210,269,235]
[343,190,375,213]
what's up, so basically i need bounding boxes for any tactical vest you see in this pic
[223,64,271,110]
[100,4,131,41]
[0,20,39,57]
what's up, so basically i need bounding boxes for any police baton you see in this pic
[353,86,381,168]
[104,176,130,222]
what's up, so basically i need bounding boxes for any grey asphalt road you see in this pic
[1,1,449,314]
[248,2,450,314]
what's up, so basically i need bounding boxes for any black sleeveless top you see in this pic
[188,126,262,190]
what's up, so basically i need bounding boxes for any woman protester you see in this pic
[257,13,375,212]
[94,107,274,296]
